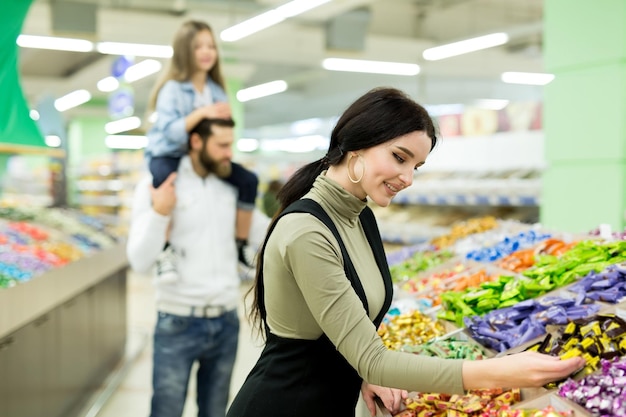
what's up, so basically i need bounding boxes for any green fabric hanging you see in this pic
[0,0,45,147]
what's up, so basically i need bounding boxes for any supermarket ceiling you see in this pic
[19,0,545,131]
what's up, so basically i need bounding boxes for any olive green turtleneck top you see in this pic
[262,173,465,394]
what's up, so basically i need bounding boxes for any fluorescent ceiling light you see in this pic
[237,138,260,152]
[97,76,120,92]
[54,89,91,112]
[105,116,142,134]
[423,32,509,61]
[97,42,173,58]
[220,0,331,42]
[237,80,287,102]
[501,71,555,85]
[17,34,94,52]
[475,99,509,110]
[45,135,61,147]
[105,135,148,150]
[322,58,420,76]
[221,10,284,42]
[18,35,172,58]
[30,110,40,120]
[124,59,162,83]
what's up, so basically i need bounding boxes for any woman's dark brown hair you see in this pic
[248,87,438,336]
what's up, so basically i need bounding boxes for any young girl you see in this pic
[144,20,258,281]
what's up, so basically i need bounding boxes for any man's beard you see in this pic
[200,143,232,179]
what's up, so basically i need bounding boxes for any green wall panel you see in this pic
[541,162,625,233]
[545,0,626,71]
[67,117,109,168]
[0,0,45,148]
[544,64,626,161]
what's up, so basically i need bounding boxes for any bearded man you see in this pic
[126,118,241,417]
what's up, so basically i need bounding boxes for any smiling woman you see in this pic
[225,87,584,417]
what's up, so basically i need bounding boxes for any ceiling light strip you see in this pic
[96,42,173,58]
[54,89,92,112]
[221,10,285,42]
[322,58,420,76]
[501,72,555,85]
[105,116,142,135]
[237,80,288,102]
[17,34,94,52]
[221,0,332,42]
[124,59,163,83]
[423,32,509,61]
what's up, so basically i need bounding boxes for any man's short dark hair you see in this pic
[189,118,236,146]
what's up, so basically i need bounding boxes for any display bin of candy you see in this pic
[388,248,458,285]
[513,392,592,417]
[451,221,542,259]
[0,240,127,338]
[377,387,544,417]
[556,262,626,307]
[397,263,509,314]
[429,215,500,251]
[378,302,461,351]
[394,259,480,295]
[415,326,498,359]
[557,356,626,416]
[461,228,554,265]
[499,310,626,396]
[463,289,611,354]
[495,236,582,274]
[519,240,626,292]
[436,240,626,329]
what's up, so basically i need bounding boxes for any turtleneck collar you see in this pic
[305,172,367,228]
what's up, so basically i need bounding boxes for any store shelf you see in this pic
[0,143,65,158]
[0,242,127,337]
[395,178,541,207]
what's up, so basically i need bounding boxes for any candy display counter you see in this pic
[379,219,626,417]
[0,207,128,417]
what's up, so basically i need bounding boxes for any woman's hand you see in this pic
[360,381,407,416]
[463,351,585,390]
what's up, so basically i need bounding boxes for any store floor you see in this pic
[93,270,376,417]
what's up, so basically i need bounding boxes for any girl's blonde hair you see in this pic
[147,20,226,112]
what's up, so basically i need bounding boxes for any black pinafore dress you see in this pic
[226,199,393,417]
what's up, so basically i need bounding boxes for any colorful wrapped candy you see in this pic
[464,295,601,352]
[558,356,626,416]
[378,310,446,351]
[390,250,455,284]
[399,336,488,360]
[524,314,626,388]
[567,263,626,304]
[391,388,522,416]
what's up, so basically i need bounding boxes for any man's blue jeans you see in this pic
[150,310,240,417]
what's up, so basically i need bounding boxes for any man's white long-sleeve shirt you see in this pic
[126,156,240,309]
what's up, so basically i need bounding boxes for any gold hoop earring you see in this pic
[347,154,365,184]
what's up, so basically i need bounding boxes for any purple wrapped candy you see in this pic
[513,299,537,310]
[559,357,626,416]
[567,264,626,305]
[465,295,599,352]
